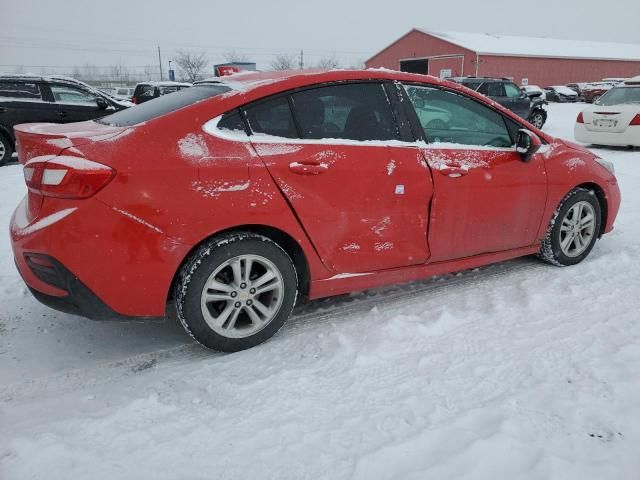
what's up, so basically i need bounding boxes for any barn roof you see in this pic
[418,29,640,62]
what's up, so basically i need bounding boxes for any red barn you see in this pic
[365,29,640,86]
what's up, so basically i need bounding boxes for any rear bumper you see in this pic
[575,124,640,147]
[20,255,158,320]
[10,195,191,318]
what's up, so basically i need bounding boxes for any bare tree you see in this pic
[174,50,208,83]
[316,55,340,70]
[143,65,157,81]
[223,50,250,63]
[270,53,296,71]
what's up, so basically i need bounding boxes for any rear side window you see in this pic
[291,83,399,141]
[98,85,231,126]
[244,97,298,139]
[0,81,42,100]
[478,82,504,97]
[218,110,246,133]
[50,84,98,105]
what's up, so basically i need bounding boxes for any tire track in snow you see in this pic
[0,258,546,402]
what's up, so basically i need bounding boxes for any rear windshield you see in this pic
[597,86,640,106]
[97,84,231,126]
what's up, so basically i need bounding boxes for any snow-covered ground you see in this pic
[1,103,639,480]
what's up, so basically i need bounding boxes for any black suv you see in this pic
[0,75,130,165]
[448,76,547,129]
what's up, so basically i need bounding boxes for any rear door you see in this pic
[246,82,433,274]
[401,83,547,261]
[0,80,60,132]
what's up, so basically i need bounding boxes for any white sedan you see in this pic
[575,77,640,147]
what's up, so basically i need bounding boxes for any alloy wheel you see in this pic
[200,254,284,339]
[559,201,596,257]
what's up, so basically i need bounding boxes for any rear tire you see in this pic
[175,232,298,352]
[0,134,13,167]
[539,188,601,266]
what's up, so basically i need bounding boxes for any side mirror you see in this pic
[96,97,108,110]
[516,129,542,162]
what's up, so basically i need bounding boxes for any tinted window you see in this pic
[50,84,98,105]
[478,82,503,97]
[98,84,231,126]
[291,83,399,141]
[0,81,42,100]
[218,110,246,133]
[136,85,156,98]
[403,84,513,148]
[504,83,523,98]
[244,97,297,138]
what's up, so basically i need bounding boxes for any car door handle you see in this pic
[439,166,468,178]
[288,161,329,175]
[0,107,7,113]
[57,111,68,118]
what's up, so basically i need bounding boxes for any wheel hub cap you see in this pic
[559,201,596,258]
[200,254,284,339]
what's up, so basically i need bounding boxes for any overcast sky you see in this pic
[2,0,640,76]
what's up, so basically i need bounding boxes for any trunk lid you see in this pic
[583,104,639,133]
[14,121,128,164]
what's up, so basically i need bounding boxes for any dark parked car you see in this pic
[131,81,192,104]
[448,76,547,128]
[543,86,579,103]
[566,83,588,101]
[0,75,131,165]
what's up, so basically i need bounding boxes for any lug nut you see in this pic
[249,288,256,294]
[246,299,253,306]
[234,302,241,308]
[240,282,247,289]
[230,291,237,298]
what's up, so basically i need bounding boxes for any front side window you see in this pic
[504,83,523,98]
[50,84,98,105]
[403,84,513,148]
[291,83,399,141]
[244,96,297,138]
[0,81,42,100]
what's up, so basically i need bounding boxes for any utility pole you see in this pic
[158,45,163,81]
[299,49,304,70]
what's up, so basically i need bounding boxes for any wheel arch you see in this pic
[167,224,311,305]
[575,182,608,237]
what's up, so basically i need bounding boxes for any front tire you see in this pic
[175,233,298,352]
[529,111,546,129]
[539,188,601,266]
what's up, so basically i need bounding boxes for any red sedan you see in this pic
[10,69,620,352]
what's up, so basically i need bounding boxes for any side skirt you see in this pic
[309,244,540,299]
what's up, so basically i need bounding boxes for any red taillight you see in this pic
[24,156,115,199]
[630,114,640,126]
[131,96,137,104]
[576,112,585,124]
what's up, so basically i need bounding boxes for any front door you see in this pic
[245,82,433,274]
[47,83,108,123]
[402,83,547,262]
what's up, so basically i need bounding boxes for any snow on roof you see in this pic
[418,29,640,61]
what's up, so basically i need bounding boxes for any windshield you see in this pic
[596,86,640,106]
[97,84,231,126]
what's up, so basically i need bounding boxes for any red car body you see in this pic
[10,69,620,321]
